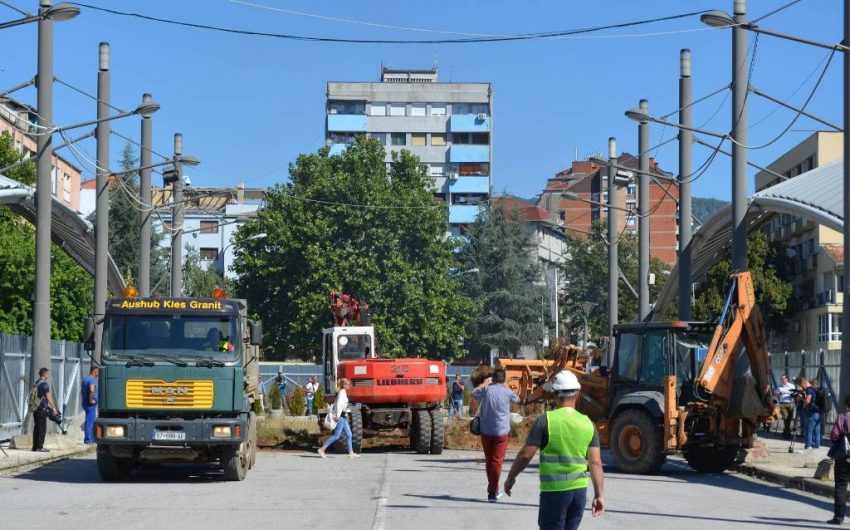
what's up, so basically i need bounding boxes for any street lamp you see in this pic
[580,301,596,351]
[0,2,78,30]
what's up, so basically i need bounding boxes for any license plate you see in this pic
[153,431,185,441]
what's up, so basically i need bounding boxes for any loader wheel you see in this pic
[429,408,445,455]
[411,409,432,454]
[610,410,666,474]
[683,446,740,473]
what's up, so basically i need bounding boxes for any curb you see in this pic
[0,445,95,476]
[734,463,834,498]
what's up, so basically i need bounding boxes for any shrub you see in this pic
[269,382,282,410]
[313,382,325,412]
[252,397,263,415]
[288,385,306,416]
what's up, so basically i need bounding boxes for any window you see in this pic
[430,104,446,116]
[640,332,668,385]
[327,100,365,115]
[329,132,357,144]
[458,163,489,176]
[429,164,446,177]
[370,132,386,145]
[453,133,470,145]
[818,313,843,343]
[369,103,387,116]
[450,224,469,237]
[615,333,641,382]
[199,248,219,261]
[410,104,426,117]
[454,103,489,115]
[390,133,406,146]
[390,104,406,117]
[471,133,489,145]
[431,133,446,146]
[411,133,426,146]
[200,221,219,234]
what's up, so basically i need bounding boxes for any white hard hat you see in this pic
[546,370,581,392]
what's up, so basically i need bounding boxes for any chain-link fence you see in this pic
[0,333,91,441]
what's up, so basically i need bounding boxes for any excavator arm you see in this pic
[695,271,774,417]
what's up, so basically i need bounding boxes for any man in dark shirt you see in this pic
[32,367,59,452]
[803,378,821,450]
[450,374,465,417]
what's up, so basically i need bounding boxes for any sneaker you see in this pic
[487,492,502,502]
[317,447,326,458]
[33,448,49,453]
[348,452,360,459]
[826,518,843,525]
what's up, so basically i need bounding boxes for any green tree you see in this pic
[693,231,793,333]
[232,136,474,361]
[457,202,545,357]
[182,245,226,298]
[0,131,93,340]
[559,222,670,341]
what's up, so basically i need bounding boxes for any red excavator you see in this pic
[320,292,447,454]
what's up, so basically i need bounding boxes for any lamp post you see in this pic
[139,93,154,296]
[31,0,80,396]
[171,133,184,297]
[93,42,110,362]
[679,49,694,321]
[637,99,650,321]
[730,0,749,273]
[607,137,619,365]
[580,301,596,351]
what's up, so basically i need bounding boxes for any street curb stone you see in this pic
[734,463,835,498]
[0,444,95,476]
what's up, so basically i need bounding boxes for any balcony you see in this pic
[448,176,489,194]
[450,114,490,133]
[449,145,489,163]
[327,114,368,132]
[817,290,835,305]
[449,204,481,224]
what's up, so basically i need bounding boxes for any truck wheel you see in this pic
[248,412,258,469]
[97,446,128,482]
[222,444,248,481]
[684,446,740,473]
[610,409,666,474]
[412,409,432,454]
[429,408,444,455]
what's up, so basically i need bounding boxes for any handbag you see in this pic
[323,410,337,431]
[469,416,481,435]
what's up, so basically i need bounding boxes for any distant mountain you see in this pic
[693,197,729,227]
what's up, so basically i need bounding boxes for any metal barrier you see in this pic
[769,349,841,433]
[0,333,90,440]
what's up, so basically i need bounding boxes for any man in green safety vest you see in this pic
[504,370,604,529]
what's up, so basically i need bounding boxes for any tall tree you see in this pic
[232,136,474,361]
[457,202,545,357]
[183,245,226,298]
[0,131,93,340]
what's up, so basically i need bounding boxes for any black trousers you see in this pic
[32,410,48,450]
[835,458,850,520]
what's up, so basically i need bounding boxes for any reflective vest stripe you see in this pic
[540,471,590,482]
[539,455,588,464]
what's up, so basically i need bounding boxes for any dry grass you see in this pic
[257,416,320,450]
[444,415,536,450]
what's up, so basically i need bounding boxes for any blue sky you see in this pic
[0,0,843,201]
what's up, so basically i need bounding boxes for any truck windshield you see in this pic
[337,334,371,360]
[103,315,240,361]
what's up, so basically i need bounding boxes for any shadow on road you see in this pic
[604,508,831,529]
[398,492,538,508]
[10,457,230,484]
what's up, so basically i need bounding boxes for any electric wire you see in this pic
[53,76,127,114]
[109,129,172,162]
[751,0,804,24]
[0,0,30,17]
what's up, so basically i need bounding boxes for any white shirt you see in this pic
[334,388,349,418]
[305,382,318,397]
[777,382,795,403]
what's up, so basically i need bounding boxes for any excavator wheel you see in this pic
[429,408,445,455]
[683,446,740,473]
[610,409,666,474]
[410,409,432,454]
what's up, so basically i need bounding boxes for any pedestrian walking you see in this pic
[504,370,604,530]
[828,393,850,525]
[305,377,319,417]
[30,367,60,452]
[775,374,796,439]
[471,368,519,501]
[450,374,465,417]
[81,366,98,444]
[318,378,359,459]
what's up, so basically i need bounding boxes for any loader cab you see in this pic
[321,325,377,396]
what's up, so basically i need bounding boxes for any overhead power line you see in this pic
[73,3,712,45]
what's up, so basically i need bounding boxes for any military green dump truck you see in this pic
[85,293,262,481]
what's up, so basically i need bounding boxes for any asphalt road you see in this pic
[0,449,839,530]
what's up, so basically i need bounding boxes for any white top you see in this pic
[334,389,349,418]
[305,382,318,397]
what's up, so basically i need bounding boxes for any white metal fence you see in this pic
[0,333,91,441]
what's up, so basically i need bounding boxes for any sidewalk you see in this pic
[0,418,95,476]
[735,431,835,497]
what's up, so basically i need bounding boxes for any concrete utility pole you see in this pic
[170,133,183,297]
[607,137,618,365]
[731,0,749,271]
[840,0,850,414]
[678,49,694,321]
[31,0,56,383]
[93,42,110,363]
[139,93,153,296]
[638,99,650,321]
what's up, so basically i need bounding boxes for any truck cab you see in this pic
[321,325,376,397]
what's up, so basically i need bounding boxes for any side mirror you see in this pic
[249,321,263,346]
[83,317,96,352]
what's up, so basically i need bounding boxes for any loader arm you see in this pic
[694,271,774,416]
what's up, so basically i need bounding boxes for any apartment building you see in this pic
[325,67,492,235]
[0,98,82,210]
[537,154,680,265]
[755,131,844,352]
[154,183,264,279]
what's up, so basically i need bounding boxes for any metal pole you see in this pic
[840,0,850,408]
[638,99,650,320]
[582,314,589,351]
[554,267,559,340]
[607,137,618,365]
[678,49,693,321]
[139,93,153,296]
[31,0,55,388]
[170,133,183,297]
[93,42,109,363]
[731,0,749,271]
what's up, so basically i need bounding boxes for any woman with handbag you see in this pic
[828,393,850,525]
[318,378,359,459]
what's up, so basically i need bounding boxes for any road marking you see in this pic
[372,453,391,530]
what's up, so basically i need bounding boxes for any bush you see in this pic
[269,382,282,410]
[252,397,263,415]
[288,385,306,416]
[313,382,325,412]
